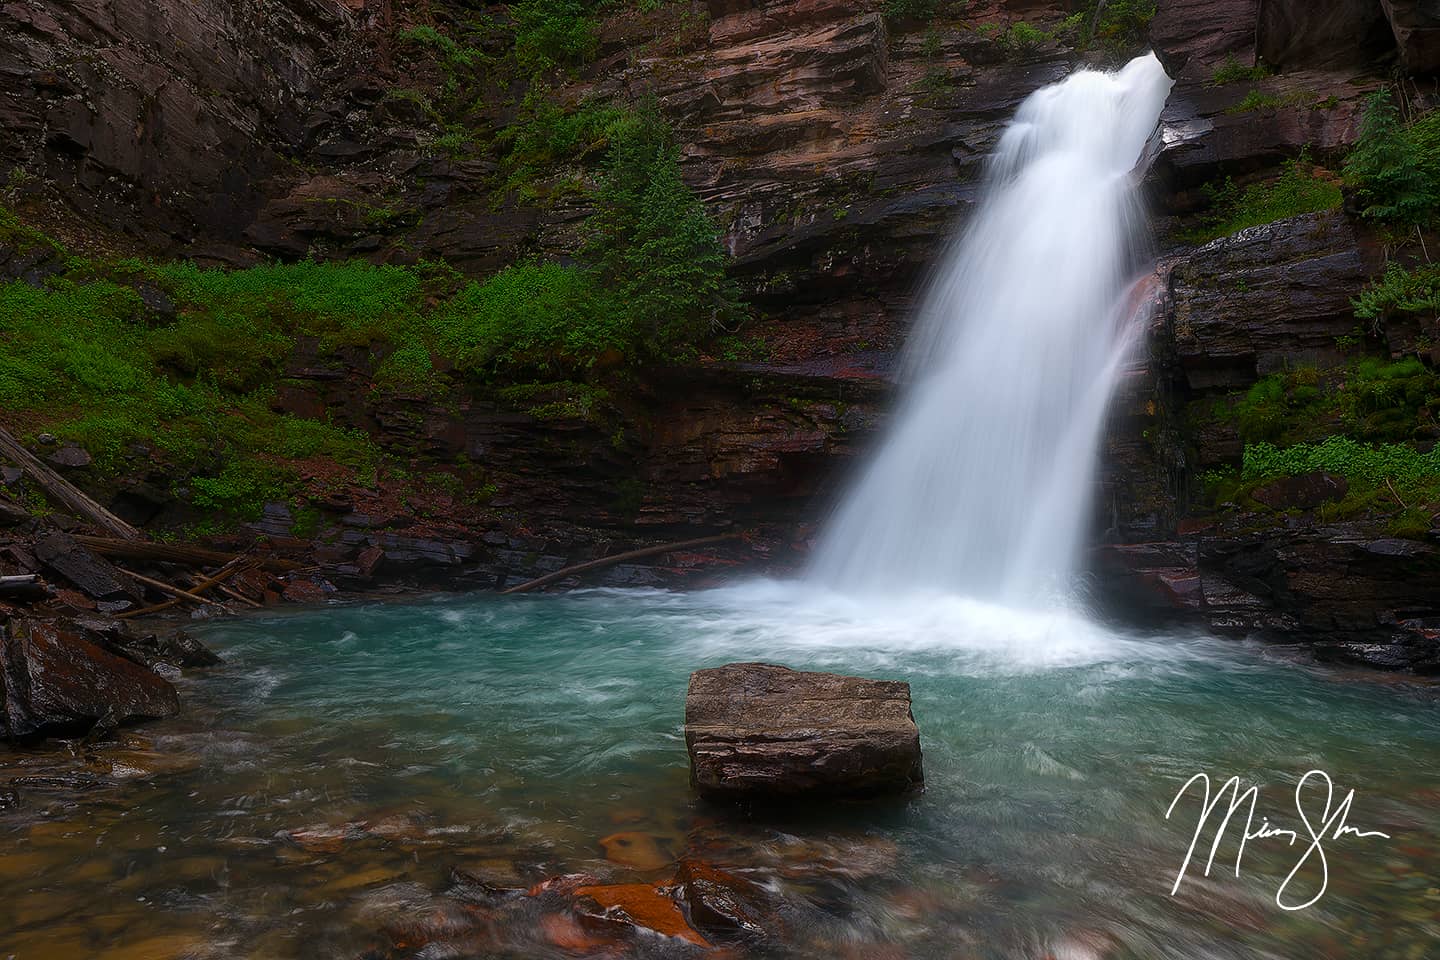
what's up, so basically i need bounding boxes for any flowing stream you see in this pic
[2,591,1438,958]
[811,54,1173,600]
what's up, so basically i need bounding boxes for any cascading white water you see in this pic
[810,54,1173,602]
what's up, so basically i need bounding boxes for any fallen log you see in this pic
[120,568,214,607]
[116,560,250,620]
[0,573,46,601]
[72,535,301,573]
[500,533,744,595]
[0,427,141,541]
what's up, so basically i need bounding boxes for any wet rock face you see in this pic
[1168,211,1383,394]
[0,618,179,740]
[1094,525,1440,674]
[684,662,923,800]
[0,0,357,244]
[1257,0,1395,70]
[1380,0,1440,74]
[1150,0,1259,74]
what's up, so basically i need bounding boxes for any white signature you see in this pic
[1165,770,1392,911]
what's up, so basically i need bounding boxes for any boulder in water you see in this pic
[0,617,179,740]
[684,662,923,801]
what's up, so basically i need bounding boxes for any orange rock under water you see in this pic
[600,831,673,871]
[574,882,710,947]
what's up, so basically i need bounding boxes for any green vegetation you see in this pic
[495,89,631,201]
[583,106,739,358]
[397,25,486,74]
[1062,0,1156,52]
[1217,358,1440,447]
[1002,22,1049,56]
[511,0,601,74]
[1178,159,1342,245]
[0,98,739,519]
[1343,89,1439,227]
[883,0,936,20]
[0,268,383,521]
[1353,262,1440,323]
[1225,89,1283,114]
[1242,436,1440,485]
[1209,55,1269,86]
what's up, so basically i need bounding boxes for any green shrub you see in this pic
[1002,22,1049,56]
[1353,262,1440,322]
[511,0,600,73]
[1209,55,1269,86]
[1065,0,1156,50]
[1242,436,1440,486]
[883,0,941,21]
[398,24,486,72]
[430,262,613,374]
[1178,159,1342,245]
[496,89,631,198]
[1226,89,1283,114]
[1344,89,1438,226]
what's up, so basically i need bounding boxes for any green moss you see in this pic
[1215,358,1440,448]
[1177,159,1342,245]
[1226,89,1284,114]
[1209,55,1270,86]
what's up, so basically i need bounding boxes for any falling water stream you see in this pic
[812,54,1173,600]
[4,56,1440,960]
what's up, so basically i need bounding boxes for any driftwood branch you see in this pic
[501,533,743,595]
[116,560,250,619]
[0,427,141,541]
[1385,476,1409,510]
[121,568,215,607]
[72,535,301,572]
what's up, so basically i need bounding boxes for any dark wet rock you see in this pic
[1381,0,1440,74]
[0,498,31,527]
[448,865,526,903]
[1150,0,1259,75]
[1257,0,1395,70]
[99,628,223,673]
[45,446,92,469]
[684,662,923,800]
[674,858,770,939]
[281,577,330,604]
[0,618,179,740]
[32,533,138,603]
[1093,523,1440,673]
[1251,471,1350,510]
[1168,212,1382,394]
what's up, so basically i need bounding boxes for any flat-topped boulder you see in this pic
[684,662,923,801]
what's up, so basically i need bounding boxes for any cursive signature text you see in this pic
[1164,769,1392,910]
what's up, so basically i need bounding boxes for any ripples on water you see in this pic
[2,582,1438,958]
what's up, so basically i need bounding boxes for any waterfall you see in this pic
[809,54,1174,602]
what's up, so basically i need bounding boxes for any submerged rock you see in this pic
[684,662,923,801]
[0,618,179,740]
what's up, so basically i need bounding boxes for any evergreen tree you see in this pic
[1344,89,1437,226]
[584,107,739,355]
